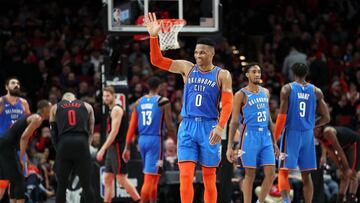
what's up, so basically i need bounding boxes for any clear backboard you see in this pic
[107,0,221,34]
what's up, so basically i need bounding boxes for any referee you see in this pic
[50,92,95,203]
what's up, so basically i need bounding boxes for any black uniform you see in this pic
[54,100,94,203]
[104,104,128,174]
[334,127,360,172]
[0,117,28,199]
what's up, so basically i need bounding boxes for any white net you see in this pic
[158,19,186,51]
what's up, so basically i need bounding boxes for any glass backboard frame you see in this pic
[107,0,221,34]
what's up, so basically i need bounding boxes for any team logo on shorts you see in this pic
[237,149,246,157]
[279,152,288,160]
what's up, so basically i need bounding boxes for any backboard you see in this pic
[107,0,221,34]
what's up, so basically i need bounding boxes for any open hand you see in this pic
[145,12,162,37]
[209,126,222,145]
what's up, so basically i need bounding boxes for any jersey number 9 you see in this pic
[299,101,306,117]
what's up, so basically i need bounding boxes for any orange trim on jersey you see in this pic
[178,160,197,164]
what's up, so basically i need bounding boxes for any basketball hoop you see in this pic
[157,19,186,51]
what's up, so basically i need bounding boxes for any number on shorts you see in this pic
[195,94,202,107]
[68,110,76,126]
[299,101,306,117]
[141,111,152,126]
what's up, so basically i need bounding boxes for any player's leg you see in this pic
[258,131,276,203]
[8,159,25,203]
[103,172,115,203]
[149,175,160,202]
[73,143,95,203]
[178,161,196,203]
[348,172,359,203]
[116,174,140,201]
[55,158,72,203]
[278,169,291,202]
[279,129,301,201]
[301,171,313,203]
[138,136,151,202]
[177,119,199,203]
[242,168,256,203]
[298,130,317,203]
[198,120,221,203]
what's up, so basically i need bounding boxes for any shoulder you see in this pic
[281,83,292,95]
[27,114,42,124]
[234,89,246,100]
[218,69,231,79]
[262,87,270,98]
[314,86,324,100]
[111,105,124,115]
[84,102,94,112]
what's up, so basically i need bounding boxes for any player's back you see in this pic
[137,95,163,136]
[0,96,25,136]
[239,86,269,127]
[56,100,89,136]
[181,66,221,119]
[286,82,316,130]
[0,117,28,148]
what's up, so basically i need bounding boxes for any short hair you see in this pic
[37,100,50,110]
[196,38,215,48]
[292,63,309,77]
[103,86,115,94]
[242,62,261,73]
[5,76,20,86]
[148,76,162,90]
[62,92,76,100]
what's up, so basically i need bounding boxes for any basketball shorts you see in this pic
[139,135,162,174]
[344,142,360,172]
[279,129,317,171]
[105,143,127,174]
[237,126,275,168]
[177,117,221,167]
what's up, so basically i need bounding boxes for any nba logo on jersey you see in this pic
[115,93,126,110]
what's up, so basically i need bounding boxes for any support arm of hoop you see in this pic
[150,36,173,71]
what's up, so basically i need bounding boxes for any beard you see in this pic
[9,88,21,97]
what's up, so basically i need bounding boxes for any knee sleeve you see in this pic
[141,174,152,202]
[278,169,291,192]
[202,167,217,203]
[179,162,196,203]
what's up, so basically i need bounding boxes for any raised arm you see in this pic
[315,88,330,128]
[85,102,95,145]
[273,84,291,141]
[146,12,194,78]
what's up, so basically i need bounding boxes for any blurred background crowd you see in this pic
[0,0,360,202]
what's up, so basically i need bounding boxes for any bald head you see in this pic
[62,92,76,101]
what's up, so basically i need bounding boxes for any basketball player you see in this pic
[314,126,360,203]
[123,76,175,203]
[226,63,279,203]
[0,77,30,201]
[96,86,141,203]
[146,12,233,203]
[50,92,95,203]
[273,63,330,203]
[0,100,50,203]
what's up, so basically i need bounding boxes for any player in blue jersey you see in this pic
[146,13,233,203]
[0,77,30,202]
[226,63,279,203]
[123,76,175,203]
[273,63,330,203]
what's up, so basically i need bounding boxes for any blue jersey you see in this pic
[239,87,269,127]
[285,82,316,130]
[137,95,163,136]
[181,66,221,119]
[0,96,25,136]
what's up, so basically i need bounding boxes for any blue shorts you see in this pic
[237,126,275,168]
[177,118,220,167]
[279,129,317,171]
[139,135,162,174]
